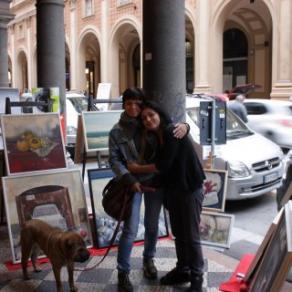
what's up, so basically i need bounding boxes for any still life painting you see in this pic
[1,113,67,175]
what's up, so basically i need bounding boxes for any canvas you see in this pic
[1,113,67,175]
[202,169,228,212]
[199,211,234,248]
[285,201,292,252]
[249,207,292,292]
[244,209,283,282]
[82,110,122,152]
[2,169,92,263]
[87,168,169,248]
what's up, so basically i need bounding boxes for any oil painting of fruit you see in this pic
[1,113,67,175]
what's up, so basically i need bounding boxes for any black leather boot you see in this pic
[186,273,203,292]
[118,271,133,292]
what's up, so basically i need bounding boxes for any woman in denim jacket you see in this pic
[109,88,188,292]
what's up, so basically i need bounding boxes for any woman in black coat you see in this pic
[128,100,206,292]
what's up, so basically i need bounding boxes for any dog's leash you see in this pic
[74,187,130,271]
[74,185,156,272]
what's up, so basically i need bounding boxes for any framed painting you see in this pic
[243,210,281,282]
[2,169,92,263]
[202,169,228,212]
[1,113,67,175]
[199,211,234,248]
[87,168,169,248]
[285,201,292,252]
[82,110,122,152]
[249,206,292,292]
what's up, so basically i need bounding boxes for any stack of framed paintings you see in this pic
[242,201,292,292]
[0,113,92,263]
[87,168,169,248]
[200,168,234,249]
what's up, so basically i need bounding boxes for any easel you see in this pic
[0,97,52,224]
[80,96,122,180]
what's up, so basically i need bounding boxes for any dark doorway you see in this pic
[132,44,140,87]
[85,61,95,97]
[223,28,248,92]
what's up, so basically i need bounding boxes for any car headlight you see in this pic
[228,161,250,178]
[67,125,77,135]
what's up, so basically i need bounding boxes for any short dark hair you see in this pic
[122,87,145,108]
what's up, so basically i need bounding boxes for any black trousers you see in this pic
[167,187,204,275]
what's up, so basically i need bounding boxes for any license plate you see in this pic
[264,172,278,183]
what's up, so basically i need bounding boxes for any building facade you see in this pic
[6,0,292,100]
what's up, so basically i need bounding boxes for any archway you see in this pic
[213,0,273,97]
[8,55,12,87]
[65,43,70,91]
[185,14,195,94]
[17,51,28,92]
[78,32,100,97]
[110,21,140,97]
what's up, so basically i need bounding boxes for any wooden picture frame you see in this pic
[1,113,67,175]
[2,169,92,263]
[249,206,292,292]
[202,169,228,212]
[73,115,84,164]
[280,182,292,207]
[199,211,234,248]
[82,110,122,152]
[244,209,283,282]
[285,201,292,252]
[87,168,169,248]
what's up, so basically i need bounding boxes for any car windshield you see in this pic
[67,96,88,113]
[187,106,253,140]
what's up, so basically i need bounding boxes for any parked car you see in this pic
[244,99,292,150]
[66,91,88,146]
[186,95,285,200]
[31,203,67,230]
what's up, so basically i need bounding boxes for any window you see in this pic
[245,103,267,115]
[117,0,133,7]
[85,0,93,17]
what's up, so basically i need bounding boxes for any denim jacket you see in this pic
[109,122,154,185]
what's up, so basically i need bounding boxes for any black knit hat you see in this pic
[122,87,145,108]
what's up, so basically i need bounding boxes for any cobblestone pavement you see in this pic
[0,225,233,292]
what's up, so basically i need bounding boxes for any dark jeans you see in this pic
[167,187,204,275]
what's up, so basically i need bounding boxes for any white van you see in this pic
[186,95,284,200]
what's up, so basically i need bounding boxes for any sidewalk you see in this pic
[0,221,233,291]
[1,223,292,291]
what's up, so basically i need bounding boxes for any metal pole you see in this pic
[210,99,216,168]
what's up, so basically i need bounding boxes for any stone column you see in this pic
[271,0,292,99]
[193,0,210,93]
[101,0,109,82]
[143,0,186,122]
[69,0,77,90]
[0,0,14,87]
[36,0,66,112]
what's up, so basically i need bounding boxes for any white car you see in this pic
[186,95,284,200]
[66,91,88,146]
[32,203,67,230]
[244,99,292,150]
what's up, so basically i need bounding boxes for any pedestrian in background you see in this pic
[228,94,248,122]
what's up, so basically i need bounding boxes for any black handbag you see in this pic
[102,175,134,221]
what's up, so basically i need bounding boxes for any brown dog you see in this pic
[20,219,90,292]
